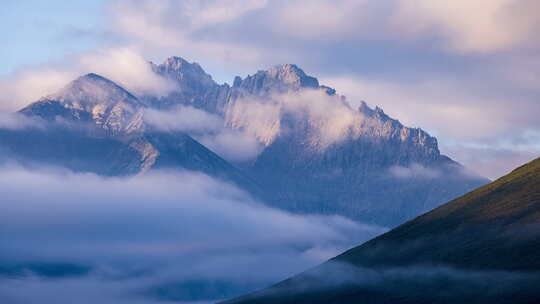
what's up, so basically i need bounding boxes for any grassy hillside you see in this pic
[224,157,540,304]
[336,157,540,271]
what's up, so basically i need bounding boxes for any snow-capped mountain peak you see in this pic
[151,56,216,91]
[13,56,487,227]
[49,73,141,109]
[232,64,320,95]
[21,73,145,135]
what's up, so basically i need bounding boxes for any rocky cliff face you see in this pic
[147,57,488,226]
[5,57,489,227]
[9,73,263,198]
[147,56,231,113]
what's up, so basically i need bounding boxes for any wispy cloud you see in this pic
[389,163,441,179]
[0,48,173,111]
[144,106,263,162]
[226,89,360,148]
[0,164,386,302]
[0,112,43,130]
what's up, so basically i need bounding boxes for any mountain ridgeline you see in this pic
[146,56,488,226]
[1,56,488,227]
[223,157,540,304]
[7,73,265,199]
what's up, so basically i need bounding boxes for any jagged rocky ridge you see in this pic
[4,73,264,198]
[0,56,488,227]
[146,56,488,226]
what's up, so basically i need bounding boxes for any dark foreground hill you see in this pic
[224,157,540,304]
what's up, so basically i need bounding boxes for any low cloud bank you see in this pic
[246,261,540,302]
[0,165,386,303]
[389,163,441,179]
[144,106,263,162]
[0,113,43,130]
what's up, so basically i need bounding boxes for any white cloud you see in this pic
[0,68,77,111]
[389,163,441,179]
[280,89,359,147]
[320,75,540,179]
[77,48,175,96]
[0,47,173,112]
[440,143,540,180]
[226,89,360,149]
[144,106,263,162]
[0,112,44,130]
[225,97,282,146]
[108,0,268,67]
[144,106,223,133]
[108,0,540,63]
[196,130,263,163]
[319,75,534,140]
[0,164,386,303]
[391,0,540,53]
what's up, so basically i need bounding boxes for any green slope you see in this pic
[225,157,540,304]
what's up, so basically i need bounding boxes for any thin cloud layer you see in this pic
[109,0,540,63]
[0,48,173,111]
[241,261,539,302]
[389,163,441,180]
[226,89,359,149]
[321,75,540,179]
[144,107,224,133]
[144,106,263,162]
[0,165,386,303]
[0,112,43,130]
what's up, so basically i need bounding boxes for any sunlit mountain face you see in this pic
[20,57,488,222]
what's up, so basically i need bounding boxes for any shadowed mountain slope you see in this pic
[224,157,540,304]
[1,74,264,198]
[149,56,488,226]
[2,58,489,227]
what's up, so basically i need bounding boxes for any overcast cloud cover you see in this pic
[1,0,539,178]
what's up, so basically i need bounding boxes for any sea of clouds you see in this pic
[0,163,386,303]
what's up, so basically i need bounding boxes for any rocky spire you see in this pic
[152,56,216,91]
[232,64,321,95]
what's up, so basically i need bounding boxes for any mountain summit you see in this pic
[232,64,320,93]
[50,73,140,107]
[6,73,264,196]
[20,73,143,134]
[139,57,489,226]
[6,57,488,227]
[152,56,216,90]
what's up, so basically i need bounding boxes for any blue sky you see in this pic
[0,0,106,75]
